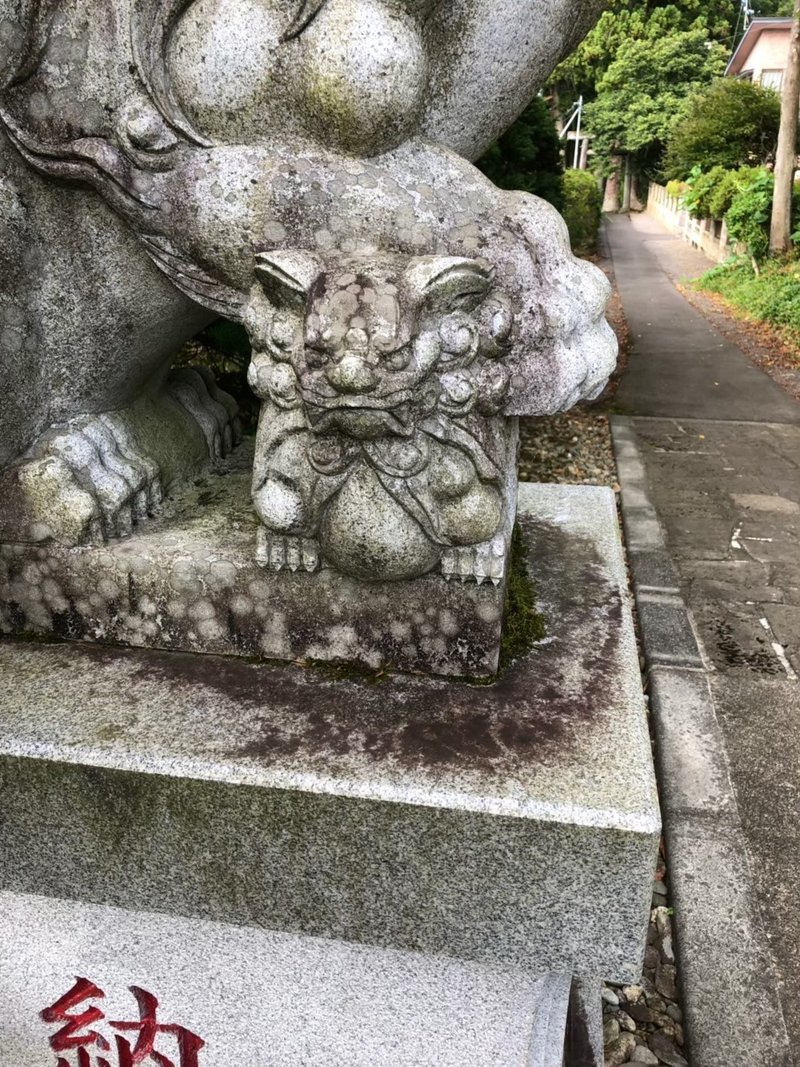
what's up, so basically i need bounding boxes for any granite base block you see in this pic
[0,443,507,678]
[0,889,571,1067]
[0,485,660,984]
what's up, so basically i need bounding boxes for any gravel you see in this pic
[519,406,618,488]
[602,855,686,1066]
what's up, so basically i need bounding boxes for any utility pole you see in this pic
[573,95,583,169]
[770,0,800,254]
[559,95,585,169]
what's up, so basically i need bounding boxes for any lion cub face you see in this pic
[245,250,515,440]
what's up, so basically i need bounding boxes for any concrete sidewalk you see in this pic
[605,213,800,1067]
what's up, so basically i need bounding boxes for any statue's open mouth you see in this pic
[302,386,416,437]
[305,399,414,438]
[301,387,413,411]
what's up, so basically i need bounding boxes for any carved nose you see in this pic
[326,353,378,394]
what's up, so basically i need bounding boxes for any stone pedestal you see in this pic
[0,484,660,1066]
[0,441,511,679]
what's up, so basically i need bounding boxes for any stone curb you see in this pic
[610,415,794,1067]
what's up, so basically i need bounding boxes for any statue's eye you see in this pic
[384,347,411,371]
[449,289,487,312]
[271,312,297,350]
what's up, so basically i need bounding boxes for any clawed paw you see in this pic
[441,535,506,585]
[29,412,165,542]
[167,367,242,460]
[256,531,320,573]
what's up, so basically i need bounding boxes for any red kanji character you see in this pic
[41,976,113,1067]
[111,986,205,1067]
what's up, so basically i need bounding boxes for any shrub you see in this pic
[477,96,564,211]
[683,165,727,220]
[725,168,774,261]
[664,77,782,179]
[708,166,760,221]
[562,169,603,255]
[697,257,800,341]
[665,179,688,201]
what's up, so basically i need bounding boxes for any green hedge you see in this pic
[674,165,800,262]
[562,169,603,255]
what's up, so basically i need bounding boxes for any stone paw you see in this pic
[25,411,165,543]
[441,535,507,586]
[167,367,242,461]
[256,530,320,573]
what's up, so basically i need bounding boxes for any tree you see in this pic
[770,1,800,252]
[552,1,738,107]
[551,1,786,110]
[476,96,564,211]
[583,29,727,177]
[664,78,782,178]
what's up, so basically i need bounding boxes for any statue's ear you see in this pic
[254,250,323,311]
[405,257,494,314]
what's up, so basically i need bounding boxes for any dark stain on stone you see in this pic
[7,600,25,631]
[710,618,782,675]
[127,573,138,613]
[51,600,88,641]
[565,983,598,1067]
[5,514,630,777]
[83,518,623,773]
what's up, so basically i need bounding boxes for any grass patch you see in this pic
[694,256,800,344]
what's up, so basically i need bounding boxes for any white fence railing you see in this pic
[648,183,735,264]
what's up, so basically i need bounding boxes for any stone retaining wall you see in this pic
[647,183,736,264]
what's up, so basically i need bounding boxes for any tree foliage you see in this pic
[553,1,737,103]
[583,29,727,172]
[553,0,791,105]
[476,96,564,211]
[664,78,782,178]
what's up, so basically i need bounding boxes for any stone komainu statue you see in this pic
[0,0,615,583]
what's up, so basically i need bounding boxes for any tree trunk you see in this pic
[770,0,800,254]
[621,155,632,214]
[602,156,622,213]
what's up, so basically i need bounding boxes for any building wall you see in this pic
[739,28,791,88]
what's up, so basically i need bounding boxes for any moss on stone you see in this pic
[498,523,546,672]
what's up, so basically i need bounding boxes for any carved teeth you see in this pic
[286,541,301,571]
[301,538,320,572]
[256,531,321,574]
[440,538,508,585]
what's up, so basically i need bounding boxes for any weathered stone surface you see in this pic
[1,0,616,641]
[0,441,510,676]
[0,888,572,1067]
[0,485,660,979]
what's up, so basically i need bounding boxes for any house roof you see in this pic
[726,17,792,77]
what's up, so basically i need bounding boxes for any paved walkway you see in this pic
[605,213,800,1067]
